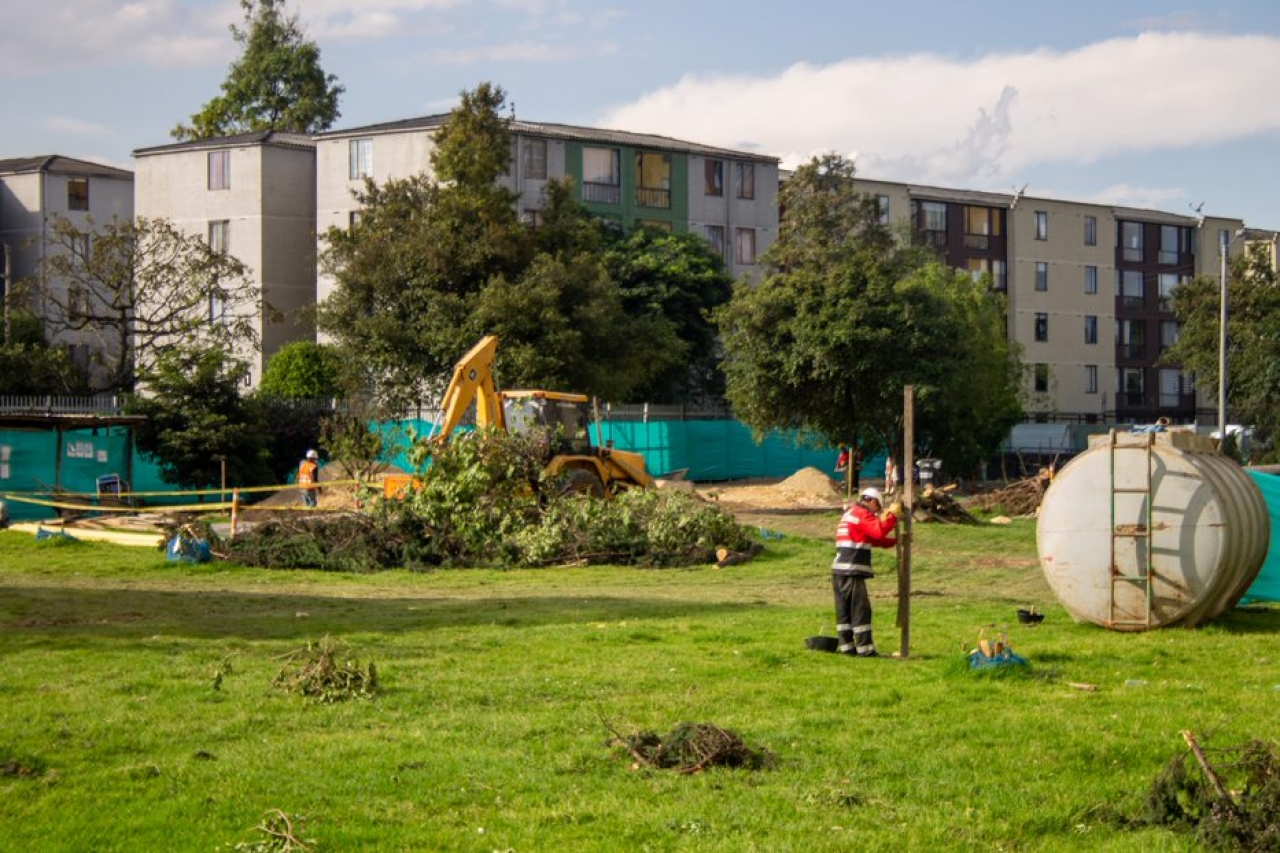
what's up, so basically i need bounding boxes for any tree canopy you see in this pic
[172,0,342,140]
[318,82,699,409]
[26,215,261,392]
[259,341,344,399]
[1168,242,1280,461]
[715,154,1023,474]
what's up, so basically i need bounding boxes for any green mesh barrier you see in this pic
[1242,471,1280,604]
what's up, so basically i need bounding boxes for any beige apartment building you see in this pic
[0,156,134,385]
[313,116,779,311]
[132,132,318,387]
[854,178,1246,425]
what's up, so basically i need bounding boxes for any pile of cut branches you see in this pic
[274,637,378,704]
[609,721,775,774]
[963,469,1053,517]
[912,484,980,524]
[1138,731,1280,851]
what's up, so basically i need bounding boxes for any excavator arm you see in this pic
[428,335,506,443]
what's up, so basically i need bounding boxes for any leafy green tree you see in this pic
[128,346,270,490]
[1168,243,1280,461]
[715,153,1022,472]
[602,227,734,402]
[28,215,260,392]
[172,0,342,140]
[259,341,343,398]
[0,311,89,394]
[319,82,681,407]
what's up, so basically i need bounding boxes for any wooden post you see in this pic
[897,386,914,658]
[230,488,239,540]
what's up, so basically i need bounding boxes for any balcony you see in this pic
[963,234,990,251]
[583,182,621,205]
[636,187,671,209]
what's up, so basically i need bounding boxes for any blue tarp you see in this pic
[1242,471,1280,604]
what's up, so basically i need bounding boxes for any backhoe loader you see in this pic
[385,336,653,497]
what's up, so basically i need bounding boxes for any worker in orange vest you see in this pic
[298,449,320,508]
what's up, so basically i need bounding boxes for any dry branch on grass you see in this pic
[912,484,981,524]
[963,470,1054,517]
[273,637,379,704]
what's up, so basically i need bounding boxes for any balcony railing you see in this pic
[636,187,671,209]
[583,182,621,205]
[963,234,990,250]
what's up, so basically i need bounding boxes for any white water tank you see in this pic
[1036,430,1269,630]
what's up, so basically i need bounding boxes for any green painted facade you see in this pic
[563,141,689,232]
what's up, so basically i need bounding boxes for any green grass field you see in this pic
[1,521,1276,852]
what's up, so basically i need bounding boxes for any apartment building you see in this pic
[854,178,1245,425]
[313,116,779,310]
[132,132,317,386]
[0,155,133,384]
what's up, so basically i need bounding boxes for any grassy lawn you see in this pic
[0,521,1276,851]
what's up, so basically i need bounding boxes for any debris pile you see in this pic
[273,637,379,703]
[912,484,980,524]
[963,469,1054,517]
[610,721,776,774]
[1139,732,1280,851]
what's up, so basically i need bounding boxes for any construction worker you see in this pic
[298,449,320,508]
[831,486,901,657]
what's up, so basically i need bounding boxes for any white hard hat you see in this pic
[306,449,319,460]
[859,486,883,503]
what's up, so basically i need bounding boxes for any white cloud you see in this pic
[597,31,1280,192]
[42,116,112,137]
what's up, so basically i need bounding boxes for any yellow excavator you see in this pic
[386,335,653,497]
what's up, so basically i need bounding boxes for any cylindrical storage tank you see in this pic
[1037,430,1270,631]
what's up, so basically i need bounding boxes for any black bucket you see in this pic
[805,636,839,653]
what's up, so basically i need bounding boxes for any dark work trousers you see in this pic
[832,573,876,655]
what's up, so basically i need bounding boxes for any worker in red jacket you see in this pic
[831,486,901,657]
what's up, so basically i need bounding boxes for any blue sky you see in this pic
[5,1,1280,226]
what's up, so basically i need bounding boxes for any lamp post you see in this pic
[1217,228,1246,441]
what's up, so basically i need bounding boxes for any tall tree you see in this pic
[27,215,261,392]
[0,310,88,394]
[127,346,270,490]
[1168,243,1280,461]
[319,82,681,408]
[172,0,342,140]
[715,154,1023,472]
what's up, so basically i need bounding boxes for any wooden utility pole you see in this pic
[897,386,915,658]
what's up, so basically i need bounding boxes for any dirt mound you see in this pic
[701,467,842,510]
[777,467,841,498]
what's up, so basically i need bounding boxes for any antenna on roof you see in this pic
[1010,182,1028,209]
[1189,201,1205,227]
[508,101,516,121]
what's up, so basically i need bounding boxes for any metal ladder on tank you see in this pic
[1109,431,1155,629]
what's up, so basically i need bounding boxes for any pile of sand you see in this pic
[702,467,843,510]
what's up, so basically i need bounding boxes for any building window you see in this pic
[208,151,230,191]
[1035,261,1048,291]
[523,138,547,180]
[1159,369,1182,407]
[1085,315,1097,344]
[1119,318,1145,358]
[704,160,723,196]
[1120,367,1145,406]
[70,232,90,259]
[583,146,620,204]
[1034,211,1048,240]
[635,151,671,209]
[735,162,755,199]
[965,206,1001,250]
[1084,215,1097,246]
[735,227,756,265]
[67,178,90,211]
[1034,363,1049,393]
[877,195,890,224]
[1085,365,1098,394]
[67,285,89,321]
[1034,313,1048,342]
[349,138,373,180]
[917,201,947,249]
[1121,221,1143,262]
[349,210,363,229]
[1120,270,1144,307]
[992,259,1007,291]
[1160,320,1179,352]
[1085,265,1098,294]
[208,220,229,255]
[1158,273,1182,311]
[705,224,725,258]
[66,344,90,373]
[521,209,543,228]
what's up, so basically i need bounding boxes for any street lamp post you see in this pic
[1218,228,1246,441]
